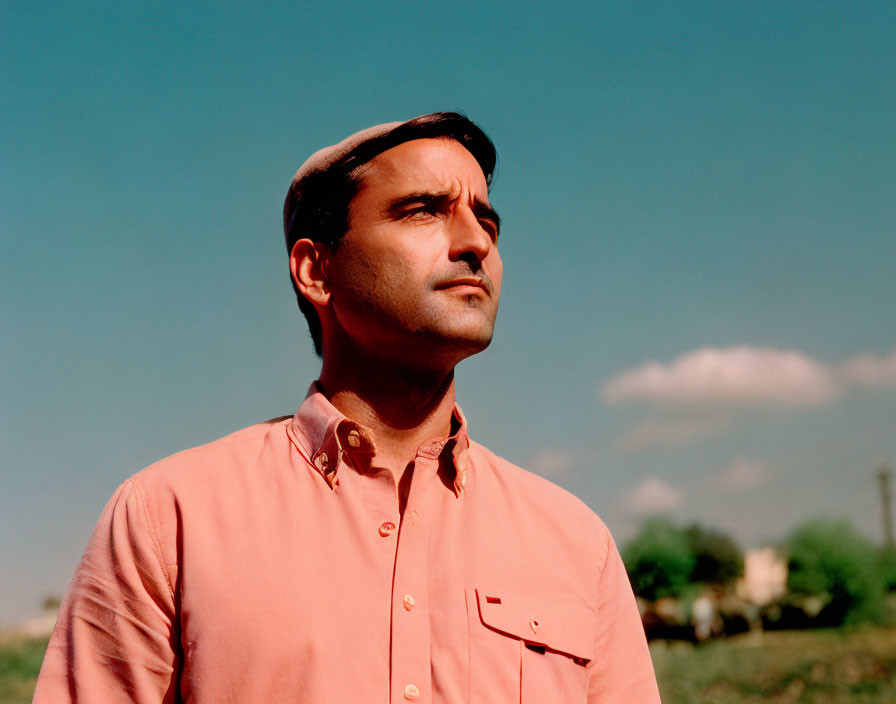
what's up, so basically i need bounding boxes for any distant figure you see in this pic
[692,592,716,641]
[34,113,659,703]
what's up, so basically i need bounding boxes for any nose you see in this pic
[447,204,493,264]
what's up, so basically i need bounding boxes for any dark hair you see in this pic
[283,112,498,356]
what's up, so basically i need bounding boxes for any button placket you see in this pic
[390,459,435,704]
[359,464,401,569]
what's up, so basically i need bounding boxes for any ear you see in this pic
[289,239,331,307]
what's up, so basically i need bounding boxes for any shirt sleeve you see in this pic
[33,480,180,703]
[587,529,661,703]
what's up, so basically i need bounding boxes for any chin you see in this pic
[402,310,498,363]
[440,328,496,357]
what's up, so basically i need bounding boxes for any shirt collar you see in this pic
[287,382,472,495]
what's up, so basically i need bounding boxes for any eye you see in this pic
[401,205,440,223]
[478,219,499,242]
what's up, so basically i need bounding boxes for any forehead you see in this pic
[354,138,489,198]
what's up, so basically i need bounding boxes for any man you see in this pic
[35,113,659,703]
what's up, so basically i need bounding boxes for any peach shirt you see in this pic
[35,386,659,703]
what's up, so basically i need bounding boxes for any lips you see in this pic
[434,276,491,294]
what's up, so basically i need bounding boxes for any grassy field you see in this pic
[0,635,46,704]
[652,626,896,703]
[3,627,896,703]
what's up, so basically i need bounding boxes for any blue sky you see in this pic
[2,1,894,625]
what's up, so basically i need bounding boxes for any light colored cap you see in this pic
[289,120,402,192]
[283,119,403,234]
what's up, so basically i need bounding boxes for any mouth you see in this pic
[434,276,491,294]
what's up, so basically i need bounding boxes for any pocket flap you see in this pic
[474,588,596,661]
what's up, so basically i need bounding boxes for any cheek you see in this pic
[488,252,503,296]
[334,244,423,313]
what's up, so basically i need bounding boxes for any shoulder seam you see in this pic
[598,524,611,580]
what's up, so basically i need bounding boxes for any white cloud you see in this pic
[602,346,838,407]
[602,344,896,452]
[622,477,684,514]
[601,344,896,408]
[616,416,729,452]
[710,458,768,490]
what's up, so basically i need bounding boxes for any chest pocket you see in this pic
[466,588,596,703]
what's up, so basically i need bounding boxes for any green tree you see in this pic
[785,518,886,626]
[685,523,743,586]
[880,545,896,592]
[622,517,695,601]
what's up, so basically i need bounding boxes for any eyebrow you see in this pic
[386,190,501,234]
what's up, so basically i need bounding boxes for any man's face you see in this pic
[322,137,502,368]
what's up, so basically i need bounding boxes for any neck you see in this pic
[318,349,458,476]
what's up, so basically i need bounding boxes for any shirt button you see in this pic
[347,429,361,447]
[403,683,420,700]
[378,521,396,537]
[403,594,416,611]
